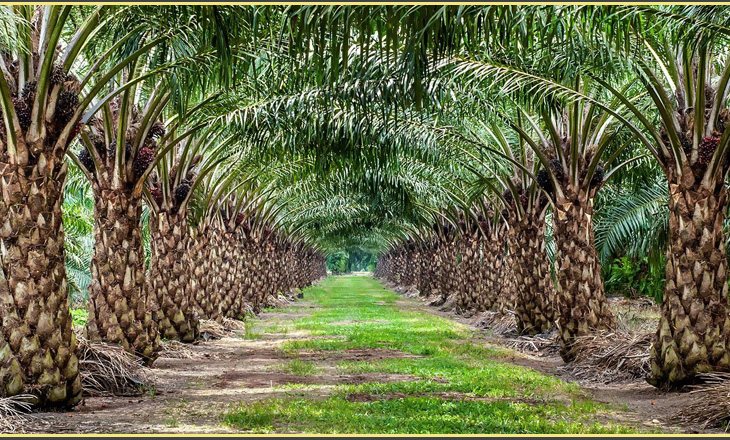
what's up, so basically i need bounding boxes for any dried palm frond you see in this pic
[505,335,559,356]
[221,318,246,332]
[0,395,36,433]
[474,311,518,336]
[561,331,652,383]
[76,332,151,396]
[265,294,292,309]
[199,319,229,340]
[670,372,730,430]
[158,340,196,359]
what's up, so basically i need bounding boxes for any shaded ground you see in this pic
[29,276,700,434]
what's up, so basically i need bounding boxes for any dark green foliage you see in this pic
[604,256,664,303]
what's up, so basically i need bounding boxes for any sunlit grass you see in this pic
[224,397,636,434]
[273,358,320,376]
[223,276,641,434]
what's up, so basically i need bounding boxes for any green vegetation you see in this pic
[223,277,638,434]
[274,359,320,376]
[327,249,376,275]
[70,308,89,327]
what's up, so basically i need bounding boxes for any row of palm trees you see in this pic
[4,5,730,406]
[0,5,332,407]
[357,6,730,389]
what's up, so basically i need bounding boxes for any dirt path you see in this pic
[33,300,427,433]
[29,278,705,434]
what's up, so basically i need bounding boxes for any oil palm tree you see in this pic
[0,4,258,404]
[143,126,237,342]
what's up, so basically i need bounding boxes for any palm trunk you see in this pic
[0,158,82,406]
[481,234,502,311]
[553,191,615,359]
[649,178,730,387]
[190,219,223,321]
[509,213,555,335]
[148,211,198,342]
[416,246,433,297]
[216,226,236,320]
[86,188,159,362]
[495,228,517,314]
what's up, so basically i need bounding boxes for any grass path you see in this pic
[223,275,639,434]
[38,275,649,434]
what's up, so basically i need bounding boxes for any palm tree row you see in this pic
[0,5,324,406]
[6,5,730,407]
[362,5,730,388]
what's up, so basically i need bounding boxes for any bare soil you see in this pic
[27,294,716,434]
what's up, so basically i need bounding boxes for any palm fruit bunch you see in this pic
[589,164,605,188]
[699,136,721,169]
[536,168,553,195]
[174,179,192,207]
[133,147,155,179]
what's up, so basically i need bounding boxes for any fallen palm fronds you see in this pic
[199,319,231,340]
[505,335,559,356]
[222,318,246,332]
[158,340,196,359]
[76,332,151,396]
[474,311,518,336]
[0,395,36,433]
[199,317,249,340]
[265,294,294,309]
[561,331,652,384]
[669,372,730,430]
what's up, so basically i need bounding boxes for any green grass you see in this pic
[71,308,88,327]
[239,318,261,340]
[274,358,320,376]
[222,276,640,434]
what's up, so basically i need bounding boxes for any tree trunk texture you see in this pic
[417,246,435,297]
[442,240,461,304]
[509,214,555,335]
[148,211,199,342]
[86,187,159,362]
[481,235,503,311]
[190,219,224,321]
[456,238,484,312]
[495,229,516,315]
[0,158,82,406]
[553,190,615,360]
[649,178,730,388]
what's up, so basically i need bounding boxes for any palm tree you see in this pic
[558,5,730,386]
[464,121,557,335]
[143,127,237,342]
[0,4,262,404]
[0,5,174,406]
[75,94,165,362]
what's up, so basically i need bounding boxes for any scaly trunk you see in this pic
[148,211,198,342]
[190,219,223,321]
[481,235,502,311]
[509,214,555,335]
[456,239,473,312]
[0,159,82,406]
[495,228,516,314]
[86,187,159,362]
[0,46,83,406]
[649,178,730,388]
[553,191,614,359]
